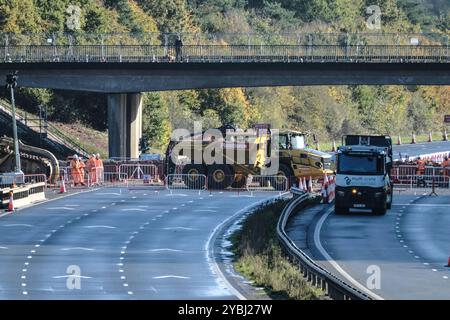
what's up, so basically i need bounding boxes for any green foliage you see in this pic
[0,0,448,152]
[142,93,171,151]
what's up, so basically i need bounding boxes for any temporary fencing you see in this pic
[245,175,289,194]
[166,174,207,194]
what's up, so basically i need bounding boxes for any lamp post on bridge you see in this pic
[5,71,22,174]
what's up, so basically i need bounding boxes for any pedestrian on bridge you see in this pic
[175,35,183,62]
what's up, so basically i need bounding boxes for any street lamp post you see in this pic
[5,71,21,173]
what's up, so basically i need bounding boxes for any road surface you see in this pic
[393,140,450,159]
[286,193,450,299]
[0,188,273,300]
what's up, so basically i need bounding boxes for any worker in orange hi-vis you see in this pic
[78,157,86,186]
[86,154,97,186]
[70,155,82,186]
[95,153,104,185]
[416,157,425,176]
[442,156,449,177]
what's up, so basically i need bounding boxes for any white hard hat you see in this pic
[73,155,78,160]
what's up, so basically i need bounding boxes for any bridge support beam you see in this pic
[107,93,142,159]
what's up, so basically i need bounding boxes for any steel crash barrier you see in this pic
[276,190,375,300]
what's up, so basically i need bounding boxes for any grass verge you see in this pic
[230,198,324,300]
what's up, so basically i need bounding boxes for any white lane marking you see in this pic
[423,262,429,265]
[132,196,137,199]
[61,247,96,251]
[432,269,438,272]
[149,248,183,253]
[52,275,92,279]
[27,256,32,259]
[98,193,121,196]
[205,193,288,301]
[152,275,190,279]
[394,203,450,207]
[120,208,146,212]
[0,246,8,249]
[47,207,75,210]
[128,291,133,295]
[101,206,107,209]
[138,206,149,208]
[83,225,116,229]
[65,205,80,207]
[22,291,28,295]
[172,208,178,210]
[193,209,217,213]
[3,224,33,227]
[444,276,448,280]
[162,227,196,231]
[166,194,188,197]
[315,206,384,300]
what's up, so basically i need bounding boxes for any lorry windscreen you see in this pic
[338,154,383,175]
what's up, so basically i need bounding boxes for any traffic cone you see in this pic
[447,257,450,267]
[428,131,433,143]
[7,191,14,212]
[308,176,313,193]
[321,173,329,203]
[397,135,402,145]
[303,177,307,192]
[443,130,448,141]
[411,133,416,144]
[298,178,304,191]
[331,140,337,152]
[59,177,66,194]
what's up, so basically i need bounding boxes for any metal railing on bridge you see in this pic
[2,44,448,64]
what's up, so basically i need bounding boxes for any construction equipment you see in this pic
[335,135,393,215]
[0,136,59,184]
[166,124,333,189]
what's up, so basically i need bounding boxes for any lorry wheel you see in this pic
[374,207,387,215]
[335,206,348,215]
[274,164,293,190]
[387,194,393,210]
[181,164,206,188]
[207,165,233,190]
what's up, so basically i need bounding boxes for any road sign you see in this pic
[445,115,450,123]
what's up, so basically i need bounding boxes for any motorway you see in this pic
[392,140,450,160]
[286,193,450,299]
[0,188,272,300]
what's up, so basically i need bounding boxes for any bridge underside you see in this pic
[0,62,448,93]
[1,62,448,158]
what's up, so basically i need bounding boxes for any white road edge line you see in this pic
[314,206,384,300]
[205,193,288,301]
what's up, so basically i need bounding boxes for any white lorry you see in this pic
[335,135,393,215]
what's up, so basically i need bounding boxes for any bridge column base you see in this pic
[107,93,143,159]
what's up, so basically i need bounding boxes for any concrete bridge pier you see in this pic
[107,93,143,159]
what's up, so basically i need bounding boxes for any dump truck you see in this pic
[335,135,393,215]
[165,124,333,189]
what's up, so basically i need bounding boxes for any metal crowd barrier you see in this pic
[166,174,207,193]
[246,175,289,194]
[118,164,158,180]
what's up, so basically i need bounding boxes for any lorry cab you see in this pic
[335,135,393,215]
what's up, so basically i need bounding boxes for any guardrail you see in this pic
[276,190,374,300]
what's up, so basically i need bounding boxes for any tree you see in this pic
[142,93,171,151]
